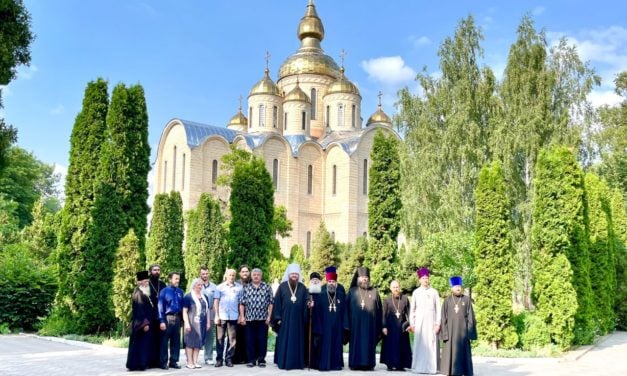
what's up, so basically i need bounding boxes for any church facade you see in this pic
[154,0,399,255]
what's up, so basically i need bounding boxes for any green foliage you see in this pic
[532,147,592,348]
[0,0,34,88]
[20,197,60,260]
[217,144,253,187]
[0,146,58,227]
[228,156,274,273]
[146,192,185,282]
[0,119,17,174]
[585,173,616,334]
[338,237,367,289]
[474,161,515,348]
[0,194,19,244]
[112,229,142,335]
[365,237,399,295]
[308,221,337,275]
[0,243,57,331]
[184,193,228,285]
[273,205,292,238]
[55,78,108,325]
[269,256,289,284]
[610,189,627,329]
[397,15,495,241]
[514,311,551,351]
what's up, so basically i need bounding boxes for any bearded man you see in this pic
[147,264,166,368]
[344,267,382,371]
[312,266,346,371]
[126,271,154,371]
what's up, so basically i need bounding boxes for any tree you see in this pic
[308,221,337,275]
[397,15,496,242]
[585,173,616,334]
[495,15,599,308]
[20,197,60,260]
[0,194,19,244]
[112,229,142,335]
[610,189,627,329]
[0,146,58,227]
[54,78,108,325]
[0,0,34,173]
[474,161,517,349]
[366,129,402,294]
[216,144,253,188]
[184,193,229,286]
[532,147,592,348]
[146,192,185,282]
[338,237,367,290]
[228,156,274,273]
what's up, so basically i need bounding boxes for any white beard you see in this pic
[139,285,150,296]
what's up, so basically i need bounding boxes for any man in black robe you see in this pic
[344,267,382,371]
[312,266,346,371]
[271,263,311,370]
[305,271,321,369]
[441,276,477,376]
[126,271,154,371]
[380,280,412,371]
[147,264,166,368]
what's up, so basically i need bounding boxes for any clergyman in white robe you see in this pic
[409,268,441,374]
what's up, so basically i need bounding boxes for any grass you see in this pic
[472,342,562,358]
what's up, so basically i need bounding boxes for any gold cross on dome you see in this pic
[265,50,271,70]
[238,95,242,111]
[340,49,347,68]
[377,91,383,107]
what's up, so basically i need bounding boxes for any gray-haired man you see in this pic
[199,266,217,365]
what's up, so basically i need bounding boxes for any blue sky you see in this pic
[2,0,626,189]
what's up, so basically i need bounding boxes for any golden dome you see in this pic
[326,67,360,96]
[228,110,248,126]
[367,104,392,126]
[284,80,310,103]
[249,68,281,97]
[278,0,340,81]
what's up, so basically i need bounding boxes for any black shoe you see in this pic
[246,363,255,368]
[160,364,169,370]
[169,363,181,369]
[258,362,266,368]
[215,360,223,367]
[226,361,233,367]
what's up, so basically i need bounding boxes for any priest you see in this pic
[271,264,311,370]
[441,276,477,376]
[126,271,154,371]
[380,280,412,371]
[344,267,382,371]
[410,267,441,374]
[312,266,346,371]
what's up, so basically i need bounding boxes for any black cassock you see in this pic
[126,288,154,371]
[272,281,309,370]
[441,294,477,376]
[312,284,346,371]
[380,293,412,369]
[148,277,165,367]
[344,286,382,370]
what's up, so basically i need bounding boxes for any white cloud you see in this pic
[588,89,622,108]
[409,35,431,48]
[17,64,38,80]
[53,164,68,202]
[50,104,65,115]
[532,6,545,16]
[361,56,416,85]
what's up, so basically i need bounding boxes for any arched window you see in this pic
[172,146,177,190]
[363,159,368,194]
[181,153,186,190]
[211,159,218,190]
[258,104,265,127]
[163,161,168,191]
[307,164,313,195]
[311,88,317,119]
[352,104,356,128]
[306,231,312,257]
[331,231,335,241]
[338,103,344,127]
[284,112,288,130]
[363,231,367,237]
[273,106,278,128]
[301,111,306,130]
[249,107,253,128]
[326,105,330,127]
[332,164,337,195]
[273,159,279,190]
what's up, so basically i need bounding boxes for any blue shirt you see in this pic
[214,281,242,320]
[158,285,184,323]
[201,281,218,320]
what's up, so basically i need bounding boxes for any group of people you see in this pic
[126,263,477,375]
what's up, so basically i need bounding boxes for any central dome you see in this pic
[278,0,340,81]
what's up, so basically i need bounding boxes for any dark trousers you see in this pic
[245,320,268,364]
[215,320,237,362]
[160,314,181,366]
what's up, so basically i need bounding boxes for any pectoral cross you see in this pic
[454,304,459,314]
[395,311,400,319]
[360,300,365,310]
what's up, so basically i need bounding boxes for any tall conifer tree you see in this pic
[610,189,627,329]
[309,221,337,275]
[474,161,516,348]
[146,192,184,281]
[532,147,593,348]
[112,229,142,335]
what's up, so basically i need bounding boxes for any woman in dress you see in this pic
[183,278,211,369]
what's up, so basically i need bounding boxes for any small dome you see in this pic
[367,105,392,126]
[249,68,281,97]
[326,67,360,96]
[298,0,324,42]
[228,110,248,127]
[284,81,310,103]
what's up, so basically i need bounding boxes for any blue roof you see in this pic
[178,119,238,148]
[318,130,364,155]
[284,134,314,156]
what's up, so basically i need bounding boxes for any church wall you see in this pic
[198,137,231,209]
[324,92,362,131]
[323,145,351,244]
[156,123,188,195]
[248,94,283,134]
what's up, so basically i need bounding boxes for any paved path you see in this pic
[0,332,625,375]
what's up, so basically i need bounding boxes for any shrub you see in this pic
[520,312,551,351]
[0,243,57,331]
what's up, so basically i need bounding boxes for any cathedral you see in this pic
[154,0,399,255]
